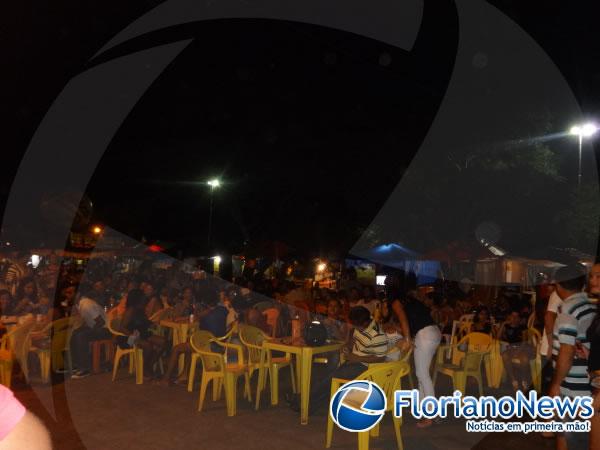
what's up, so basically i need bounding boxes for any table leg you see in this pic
[300,348,314,425]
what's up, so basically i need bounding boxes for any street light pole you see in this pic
[206,179,220,250]
[208,184,214,248]
[569,123,598,188]
[578,133,583,188]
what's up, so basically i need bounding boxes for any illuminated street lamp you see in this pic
[569,123,598,187]
[206,179,221,249]
[92,226,103,235]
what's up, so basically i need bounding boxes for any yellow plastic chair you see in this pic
[30,317,79,383]
[238,324,296,409]
[0,321,36,387]
[433,347,488,396]
[449,332,493,384]
[497,327,542,392]
[187,324,238,392]
[190,329,251,416]
[326,361,410,450]
[108,318,144,384]
[526,328,542,393]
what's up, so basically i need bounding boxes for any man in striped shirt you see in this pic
[549,264,596,450]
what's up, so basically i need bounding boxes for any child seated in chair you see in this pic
[499,310,532,391]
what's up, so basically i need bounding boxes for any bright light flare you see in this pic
[570,123,598,138]
[213,255,222,264]
[92,226,103,235]
[317,263,327,272]
[207,179,221,188]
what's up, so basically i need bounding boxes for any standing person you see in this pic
[579,262,600,450]
[391,293,441,428]
[548,264,596,450]
[70,289,112,379]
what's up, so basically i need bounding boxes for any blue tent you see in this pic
[352,243,441,286]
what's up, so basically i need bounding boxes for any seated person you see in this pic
[320,298,348,342]
[288,306,387,413]
[378,301,407,361]
[115,289,166,381]
[0,290,15,317]
[471,306,492,334]
[70,289,112,379]
[158,295,230,386]
[499,309,531,391]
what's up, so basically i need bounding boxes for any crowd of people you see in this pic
[2,254,600,449]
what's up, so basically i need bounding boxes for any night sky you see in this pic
[2,1,600,258]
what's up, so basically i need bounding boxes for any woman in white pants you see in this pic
[391,294,441,428]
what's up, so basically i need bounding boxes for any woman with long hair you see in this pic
[115,288,166,381]
[13,277,48,315]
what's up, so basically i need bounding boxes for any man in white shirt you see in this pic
[70,289,111,379]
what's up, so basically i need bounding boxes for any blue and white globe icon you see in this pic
[330,381,387,432]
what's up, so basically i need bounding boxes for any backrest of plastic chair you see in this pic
[190,330,216,352]
[463,351,485,372]
[108,318,125,337]
[527,312,536,329]
[359,362,409,412]
[465,332,492,352]
[9,321,35,365]
[191,330,222,371]
[239,325,266,365]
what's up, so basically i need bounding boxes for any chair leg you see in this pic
[188,354,198,392]
[2,360,14,389]
[216,378,223,400]
[392,416,404,450]
[244,372,252,402]
[212,376,220,401]
[326,380,340,448]
[370,423,380,437]
[255,366,265,410]
[358,430,370,450]
[453,373,466,395]
[198,376,210,411]
[112,350,122,381]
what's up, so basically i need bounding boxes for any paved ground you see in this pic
[13,369,555,450]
